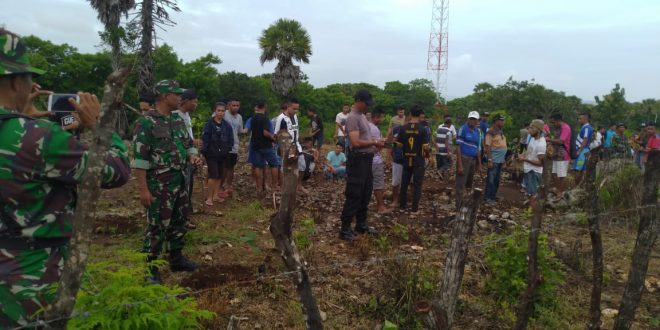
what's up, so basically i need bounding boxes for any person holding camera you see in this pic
[132,80,203,284]
[0,28,131,327]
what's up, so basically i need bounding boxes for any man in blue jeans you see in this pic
[484,114,507,204]
[250,101,279,193]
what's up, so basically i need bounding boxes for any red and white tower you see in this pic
[427,0,449,101]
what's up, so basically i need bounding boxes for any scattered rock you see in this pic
[488,214,498,221]
[203,254,213,262]
[410,245,424,252]
[601,308,618,318]
[320,310,328,321]
[477,220,489,230]
[230,297,241,305]
[501,212,511,219]
[553,238,568,250]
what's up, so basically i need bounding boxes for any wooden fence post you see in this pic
[45,68,131,327]
[425,189,483,329]
[614,150,659,330]
[270,130,323,329]
[514,157,552,330]
[584,147,604,330]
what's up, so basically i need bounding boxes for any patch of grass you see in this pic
[392,222,409,241]
[293,217,316,250]
[374,235,391,253]
[226,201,268,224]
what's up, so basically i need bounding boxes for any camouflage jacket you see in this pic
[0,107,130,239]
[131,110,198,174]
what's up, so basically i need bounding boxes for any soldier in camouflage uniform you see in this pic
[132,80,202,283]
[0,28,131,327]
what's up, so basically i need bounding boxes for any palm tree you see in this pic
[259,18,312,97]
[136,0,180,97]
[88,0,136,70]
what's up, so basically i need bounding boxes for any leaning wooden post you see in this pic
[614,150,659,330]
[514,157,552,330]
[270,130,323,329]
[425,189,483,329]
[45,68,131,327]
[582,146,604,330]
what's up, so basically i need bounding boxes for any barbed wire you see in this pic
[14,200,658,330]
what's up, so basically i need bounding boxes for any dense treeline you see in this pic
[25,35,659,139]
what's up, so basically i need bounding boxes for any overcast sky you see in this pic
[3,0,659,101]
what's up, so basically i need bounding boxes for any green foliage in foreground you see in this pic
[484,229,566,327]
[599,164,643,212]
[69,250,214,330]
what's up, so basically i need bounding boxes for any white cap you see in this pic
[468,111,480,119]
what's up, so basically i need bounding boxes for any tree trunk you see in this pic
[514,157,552,330]
[137,0,155,96]
[614,150,659,330]
[270,131,323,329]
[44,68,131,328]
[425,189,483,329]
[583,147,604,330]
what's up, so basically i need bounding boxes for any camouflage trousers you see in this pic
[0,245,67,327]
[143,170,188,257]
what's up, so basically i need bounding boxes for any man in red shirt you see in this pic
[644,122,659,165]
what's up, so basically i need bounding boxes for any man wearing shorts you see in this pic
[573,113,593,186]
[547,113,571,199]
[222,99,246,195]
[250,100,279,193]
[518,120,546,207]
[368,107,389,214]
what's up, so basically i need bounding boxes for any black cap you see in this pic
[647,121,656,127]
[482,112,490,116]
[616,123,626,129]
[493,114,505,121]
[354,89,374,107]
[255,99,266,108]
[181,89,198,101]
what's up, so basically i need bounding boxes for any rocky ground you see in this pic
[89,145,659,329]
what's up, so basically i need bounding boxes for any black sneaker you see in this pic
[339,231,356,242]
[355,226,379,236]
[169,250,199,272]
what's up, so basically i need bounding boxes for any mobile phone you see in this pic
[48,93,79,112]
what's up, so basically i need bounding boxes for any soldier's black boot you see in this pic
[145,256,161,285]
[338,221,355,242]
[169,250,199,272]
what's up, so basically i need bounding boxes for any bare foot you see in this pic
[205,199,213,206]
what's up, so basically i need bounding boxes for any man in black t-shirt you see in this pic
[250,101,279,193]
[396,105,430,214]
[308,108,324,151]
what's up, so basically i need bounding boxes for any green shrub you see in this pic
[69,250,214,329]
[598,164,642,212]
[484,229,565,326]
[293,218,316,250]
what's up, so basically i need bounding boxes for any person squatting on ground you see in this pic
[573,112,593,186]
[202,102,234,206]
[455,111,482,208]
[547,113,571,199]
[298,137,319,193]
[132,80,203,284]
[250,100,279,193]
[483,114,507,204]
[0,28,131,326]
[435,115,454,180]
[518,119,547,207]
[339,89,385,241]
[221,99,246,197]
[396,105,431,214]
[368,106,390,214]
[325,143,347,179]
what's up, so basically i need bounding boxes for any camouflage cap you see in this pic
[0,28,45,76]
[154,80,185,95]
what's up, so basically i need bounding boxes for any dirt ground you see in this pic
[90,144,659,330]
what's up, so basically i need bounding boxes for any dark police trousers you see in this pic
[400,164,425,212]
[340,152,374,233]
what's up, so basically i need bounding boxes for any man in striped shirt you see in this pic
[435,117,453,180]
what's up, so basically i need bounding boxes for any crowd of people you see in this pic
[1,26,659,327]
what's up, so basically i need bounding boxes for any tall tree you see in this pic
[594,83,630,126]
[88,0,136,70]
[259,18,312,97]
[135,0,181,96]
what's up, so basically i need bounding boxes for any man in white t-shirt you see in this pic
[518,119,546,206]
[173,89,199,228]
[335,104,350,149]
